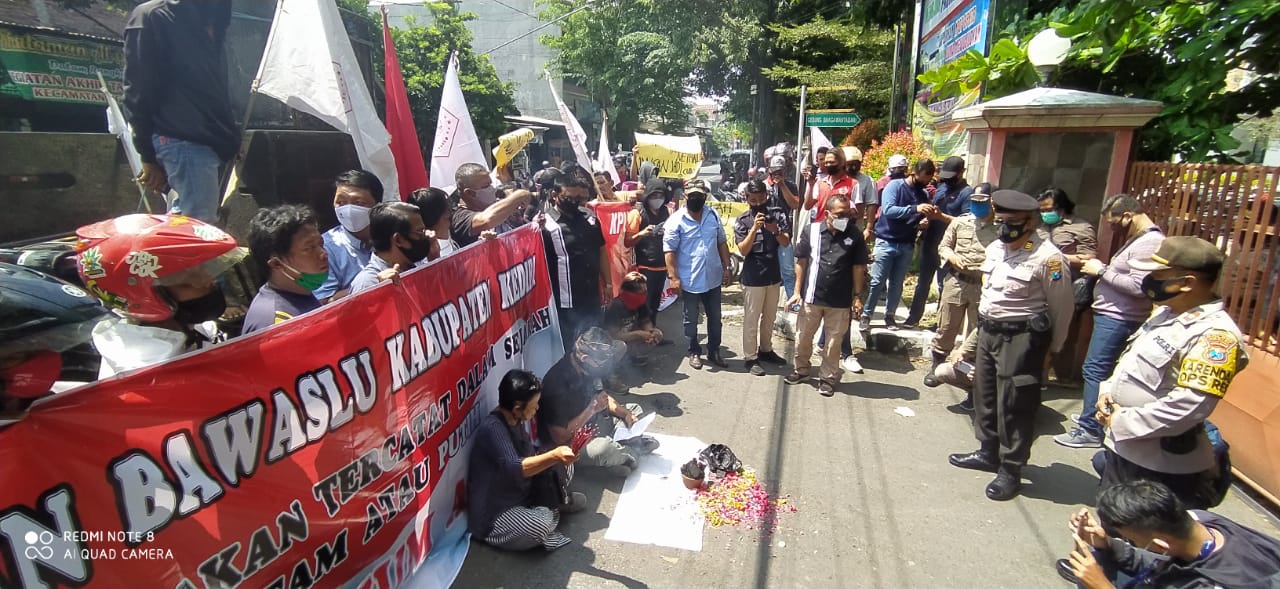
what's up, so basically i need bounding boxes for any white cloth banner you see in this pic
[809,127,834,164]
[255,0,398,200]
[547,72,592,168]
[596,111,620,185]
[431,53,488,192]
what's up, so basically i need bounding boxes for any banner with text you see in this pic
[633,133,704,180]
[588,200,635,298]
[0,227,563,589]
[0,28,123,104]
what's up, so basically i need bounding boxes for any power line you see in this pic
[481,0,599,56]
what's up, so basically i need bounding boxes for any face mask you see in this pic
[686,196,706,213]
[824,164,841,175]
[172,288,227,324]
[997,221,1027,244]
[335,204,371,233]
[280,259,328,292]
[620,291,646,310]
[750,202,768,214]
[889,168,907,179]
[1142,274,1187,302]
[471,186,498,207]
[830,217,850,232]
[400,235,434,263]
[970,201,991,218]
[1041,211,1063,225]
[846,162,862,176]
[647,197,665,210]
[558,198,582,214]
[1111,215,1132,234]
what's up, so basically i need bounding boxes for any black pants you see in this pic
[1099,449,1218,510]
[639,268,667,318]
[972,324,1050,471]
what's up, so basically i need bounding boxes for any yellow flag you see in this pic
[493,128,535,169]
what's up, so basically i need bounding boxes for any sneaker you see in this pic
[958,396,974,412]
[706,352,729,369]
[746,360,765,376]
[784,371,806,385]
[884,319,899,331]
[1069,413,1081,424]
[562,491,588,514]
[1053,428,1103,449]
[757,350,787,365]
[818,380,836,397]
[687,354,703,370]
[858,316,871,332]
[841,356,864,373]
[902,320,920,330]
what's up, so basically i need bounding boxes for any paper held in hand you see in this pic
[613,412,656,442]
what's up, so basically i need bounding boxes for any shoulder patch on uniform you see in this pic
[1176,329,1242,397]
[1046,256,1063,281]
[1024,241,1034,250]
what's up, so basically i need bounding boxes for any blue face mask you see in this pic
[970,201,991,219]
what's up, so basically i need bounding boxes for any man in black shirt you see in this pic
[604,273,663,363]
[124,0,235,223]
[542,175,611,351]
[785,194,870,396]
[735,179,791,376]
[538,328,656,478]
[452,163,532,248]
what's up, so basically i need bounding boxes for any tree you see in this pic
[762,18,895,119]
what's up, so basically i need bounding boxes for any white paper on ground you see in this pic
[613,412,656,442]
[604,433,706,551]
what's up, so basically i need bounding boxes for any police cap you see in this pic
[1130,236,1225,274]
[991,190,1039,213]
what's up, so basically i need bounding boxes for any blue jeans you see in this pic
[681,287,722,355]
[778,244,796,300]
[153,135,223,223]
[1078,313,1143,436]
[862,239,915,322]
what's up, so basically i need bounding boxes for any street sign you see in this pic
[805,112,863,127]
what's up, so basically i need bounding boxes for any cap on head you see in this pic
[685,179,709,197]
[1130,236,1225,274]
[888,154,909,168]
[574,326,626,370]
[939,156,965,179]
[768,155,787,171]
[841,146,863,162]
[991,190,1039,213]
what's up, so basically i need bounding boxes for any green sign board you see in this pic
[805,112,863,128]
[0,27,124,104]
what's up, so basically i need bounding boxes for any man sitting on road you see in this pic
[537,328,658,478]
[603,273,664,367]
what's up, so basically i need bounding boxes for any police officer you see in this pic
[1094,236,1246,509]
[948,190,1074,501]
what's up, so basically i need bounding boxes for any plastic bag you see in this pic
[699,443,742,475]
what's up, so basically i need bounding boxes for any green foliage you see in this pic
[761,19,896,119]
[385,3,517,148]
[709,119,752,155]
[915,38,1040,103]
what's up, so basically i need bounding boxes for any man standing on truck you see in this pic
[124,0,237,224]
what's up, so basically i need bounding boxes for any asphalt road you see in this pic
[454,279,1280,589]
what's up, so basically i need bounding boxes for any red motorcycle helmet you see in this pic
[74,214,246,322]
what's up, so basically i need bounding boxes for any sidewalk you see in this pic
[454,287,1280,589]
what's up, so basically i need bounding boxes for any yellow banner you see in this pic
[493,127,535,169]
[634,132,703,180]
[707,200,748,252]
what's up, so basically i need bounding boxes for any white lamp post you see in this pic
[1026,28,1072,86]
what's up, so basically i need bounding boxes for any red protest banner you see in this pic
[0,227,563,589]
[589,201,636,298]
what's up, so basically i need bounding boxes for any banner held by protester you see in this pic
[633,133,703,180]
[0,227,562,589]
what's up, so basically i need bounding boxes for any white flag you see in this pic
[546,72,592,168]
[809,127,834,165]
[430,53,488,192]
[255,0,398,200]
[595,111,620,185]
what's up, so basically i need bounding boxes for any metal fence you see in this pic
[1126,162,1280,355]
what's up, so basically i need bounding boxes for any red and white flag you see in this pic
[382,6,428,198]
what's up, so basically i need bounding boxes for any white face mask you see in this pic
[335,204,371,233]
[471,186,498,207]
[830,217,850,232]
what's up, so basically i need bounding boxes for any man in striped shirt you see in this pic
[542,175,611,351]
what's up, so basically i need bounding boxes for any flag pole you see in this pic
[98,71,151,213]
[219,0,285,208]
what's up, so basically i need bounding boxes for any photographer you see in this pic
[623,179,672,316]
[735,180,791,376]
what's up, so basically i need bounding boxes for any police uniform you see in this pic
[949,190,1075,501]
[1099,236,1247,508]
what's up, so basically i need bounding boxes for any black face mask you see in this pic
[997,221,1028,244]
[173,288,227,324]
[750,202,768,214]
[400,236,434,263]
[686,196,706,213]
[824,164,841,175]
[557,198,582,214]
[846,163,862,176]
[889,168,907,179]
[1142,274,1186,302]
